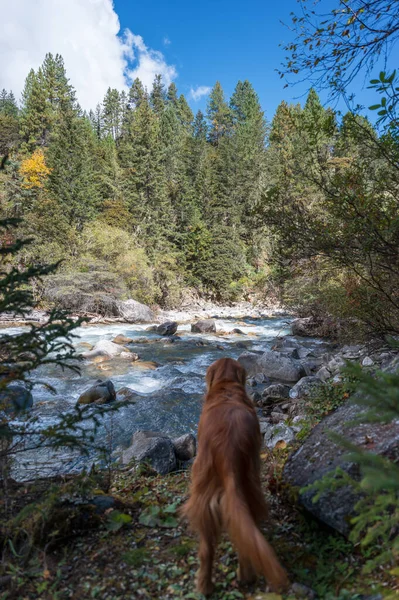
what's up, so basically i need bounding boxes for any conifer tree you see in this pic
[150,74,166,116]
[102,88,123,140]
[207,82,232,145]
[46,110,100,231]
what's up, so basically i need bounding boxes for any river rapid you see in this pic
[9,315,299,480]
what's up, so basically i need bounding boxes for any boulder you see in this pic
[115,299,154,323]
[232,328,245,334]
[291,316,340,338]
[121,431,177,475]
[238,350,305,383]
[289,376,323,399]
[82,340,128,360]
[263,422,296,449]
[191,319,216,334]
[283,401,399,535]
[116,387,139,403]
[172,433,196,462]
[77,379,116,405]
[261,383,291,405]
[0,384,33,412]
[112,334,133,345]
[157,321,178,336]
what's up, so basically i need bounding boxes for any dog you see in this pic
[181,357,289,596]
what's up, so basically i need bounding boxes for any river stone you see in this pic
[121,431,177,474]
[115,299,154,323]
[289,376,323,399]
[116,387,139,403]
[191,319,216,333]
[82,340,128,360]
[283,400,399,536]
[157,321,178,336]
[263,422,296,449]
[77,379,116,405]
[238,350,305,382]
[261,383,291,405]
[172,433,196,461]
[112,334,133,345]
[0,384,33,412]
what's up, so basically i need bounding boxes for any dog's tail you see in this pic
[224,475,289,592]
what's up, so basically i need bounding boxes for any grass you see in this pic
[1,447,397,600]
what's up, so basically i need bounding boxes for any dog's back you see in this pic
[182,358,289,595]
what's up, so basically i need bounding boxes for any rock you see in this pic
[112,334,133,345]
[247,378,258,387]
[0,384,33,412]
[235,341,250,349]
[157,321,178,336]
[270,411,288,423]
[316,366,331,382]
[191,319,216,334]
[82,340,128,360]
[296,347,315,360]
[172,433,196,461]
[119,351,139,361]
[238,350,305,383]
[341,344,363,358]
[362,356,374,367]
[289,376,323,399]
[291,316,340,338]
[327,355,346,374]
[120,431,177,475]
[258,418,271,435]
[77,379,116,405]
[283,400,399,536]
[263,423,296,449]
[261,383,290,405]
[232,328,245,334]
[146,325,158,332]
[115,299,154,323]
[116,387,139,402]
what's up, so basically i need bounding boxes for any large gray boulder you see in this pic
[191,319,216,334]
[283,401,399,535]
[238,350,305,383]
[157,321,178,336]
[260,383,291,405]
[77,380,116,405]
[115,299,154,323]
[121,431,177,475]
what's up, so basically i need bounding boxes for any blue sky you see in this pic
[114,0,397,121]
[1,0,397,118]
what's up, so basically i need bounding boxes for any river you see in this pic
[8,315,295,480]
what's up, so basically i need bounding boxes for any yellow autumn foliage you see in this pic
[20,149,51,189]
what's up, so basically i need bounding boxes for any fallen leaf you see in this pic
[275,440,287,450]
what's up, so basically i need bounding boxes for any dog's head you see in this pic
[205,358,247,391]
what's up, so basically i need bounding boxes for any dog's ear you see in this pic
[206,364,216,390]
[237,362,247,386]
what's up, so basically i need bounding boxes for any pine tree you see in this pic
[102,88,123,140]
[46,110,100,230]
[166,83,178,107]
[230,80,268,247]
[118,94,171,251]
[207,82,232,145]
[0,90,18,118]
[19,68,49,151]
[150,74,166,116]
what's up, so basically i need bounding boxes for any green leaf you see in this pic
[139,505,160,527]
[159,515,178,528]
[105,510,132,532]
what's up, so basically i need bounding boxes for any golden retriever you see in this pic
[181,357,289,595]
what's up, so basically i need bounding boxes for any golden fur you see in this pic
[181,357,289,595]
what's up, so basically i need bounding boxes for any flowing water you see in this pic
[8,316,294,480]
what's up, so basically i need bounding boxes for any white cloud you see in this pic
[126,33,177,91]
[189,86,212,101]
[0,0,177,110]
[163,37,171,46]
